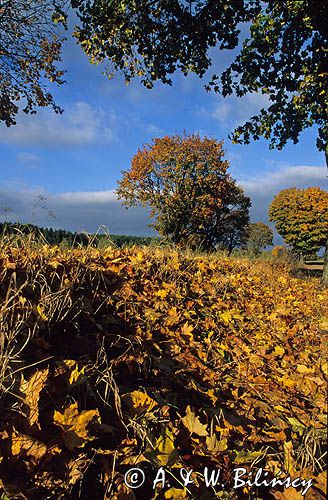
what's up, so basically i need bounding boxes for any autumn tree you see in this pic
[269,187,328,259]
[72,0,327,156]
[245,222,274,255]
[117,133,250,251]
[216,198,250,255]
[0,0,68,126]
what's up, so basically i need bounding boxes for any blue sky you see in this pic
[0,29,326,239]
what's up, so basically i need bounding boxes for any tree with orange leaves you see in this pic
[117,133,250,251]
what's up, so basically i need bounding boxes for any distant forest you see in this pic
[0,222,158,248]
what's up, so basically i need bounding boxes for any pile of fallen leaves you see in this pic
[0,242,327,499]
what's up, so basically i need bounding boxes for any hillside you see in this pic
[0,240,327,499]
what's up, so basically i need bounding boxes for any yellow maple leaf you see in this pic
[20,368,49,428]
[296,364,312,374]
[124,390,157,415]
[274,346,285,356]
[70,366,86,385]
[164,487,187,498]
[54,402,100,451]
[19,295,27,306]
[181,322,194,338]
[220,311,233,324]
[61,360,86,385]
[182,406,208,436]
[11,428,47,466]
[37,304,48,321]
[153,428,177,466]
[206,433,227,452]
[156,288,169,299]
[318,316,328,331]
[321,361,328,375]
[279,374,295,388]
[135,251,144,262]
[63,359,76,369]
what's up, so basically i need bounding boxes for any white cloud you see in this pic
[0,188,154,235]
[1,164,325,237]
[225,150,241,165]
[238,164,327,223]
[16,152,41,169]
[0,102,118,148]
[145,123,163,136]
[56,190,118,205]
[197,92,271,129]
[17,152,40,163]
[240,165,327,197]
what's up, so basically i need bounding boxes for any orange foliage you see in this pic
[117,133,250,251]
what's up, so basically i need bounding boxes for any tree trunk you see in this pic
[322,237,328,287]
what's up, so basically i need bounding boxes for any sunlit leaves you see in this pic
[182,406,208,436]
[0,242,326,498]
[20,368,49,428]
[54,402,100,450]
[11,429,47,466]
[146,428,178,467]
[124,390,157,416]
[206,434,227,453]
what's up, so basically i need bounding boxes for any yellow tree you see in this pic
[117,133,250,251]
[269,187,328,267]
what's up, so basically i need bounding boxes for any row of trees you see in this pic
[0,223,156,248]
[0,218,274,256]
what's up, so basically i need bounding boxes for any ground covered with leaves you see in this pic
[0,241,327,499]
